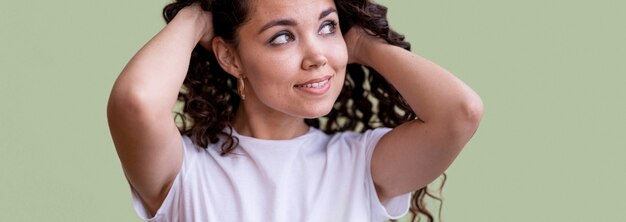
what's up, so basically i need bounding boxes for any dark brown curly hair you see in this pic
[163,0,446,221]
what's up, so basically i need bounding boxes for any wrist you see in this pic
[356,37,388,67]
[346,27,388,67]
[172,7,211,43]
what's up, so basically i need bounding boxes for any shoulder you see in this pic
[327,128,392,150]
[181,135,205,154]
[179,134,226,164]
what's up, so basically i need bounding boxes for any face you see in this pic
[230,0,348,119]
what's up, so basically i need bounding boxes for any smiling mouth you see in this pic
[294,76,332,89]
[295,79,330,89]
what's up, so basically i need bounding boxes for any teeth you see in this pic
[298,79,329,88]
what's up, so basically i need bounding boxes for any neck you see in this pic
[232,102,310,140]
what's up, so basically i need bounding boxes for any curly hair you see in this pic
[163,0,446,221]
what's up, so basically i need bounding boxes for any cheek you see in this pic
[327,39,349,70]
[240,52,299,94]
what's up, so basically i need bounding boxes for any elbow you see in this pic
[462,94,484,128]
[447,93,484,140]
[107,83,160,123]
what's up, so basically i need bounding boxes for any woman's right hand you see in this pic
[177,4,214,50]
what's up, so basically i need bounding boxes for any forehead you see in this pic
[247,0,337,23]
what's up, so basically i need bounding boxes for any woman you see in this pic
[107,0,483,221]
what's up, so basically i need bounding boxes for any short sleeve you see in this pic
[129,136,197,221]
[363,128,412,221]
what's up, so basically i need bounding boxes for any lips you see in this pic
[294,75,333,95]
[295,79,330,88]
[294,76,332,88]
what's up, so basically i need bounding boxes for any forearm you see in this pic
[361,41,482,126]
[110,10,208,114]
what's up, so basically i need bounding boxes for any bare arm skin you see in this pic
[344,28,484,202]
[107,6,212,215]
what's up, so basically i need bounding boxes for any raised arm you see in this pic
[106,6,212,214]
[345,28,483,202]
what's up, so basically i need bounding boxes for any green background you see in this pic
[1,0,624,221]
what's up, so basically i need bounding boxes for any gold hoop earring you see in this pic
[237,76,246,100]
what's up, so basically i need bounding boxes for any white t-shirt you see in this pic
[130,127,411,222]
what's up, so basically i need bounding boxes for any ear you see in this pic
[212,37,243,78]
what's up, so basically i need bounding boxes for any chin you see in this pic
[296,102,335,119]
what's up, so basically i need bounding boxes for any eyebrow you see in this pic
[257,8,338,34]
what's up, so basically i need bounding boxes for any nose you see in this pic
[301,40,328,70]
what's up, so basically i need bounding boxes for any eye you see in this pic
[318,21,337,35]
[270,32,295,45]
